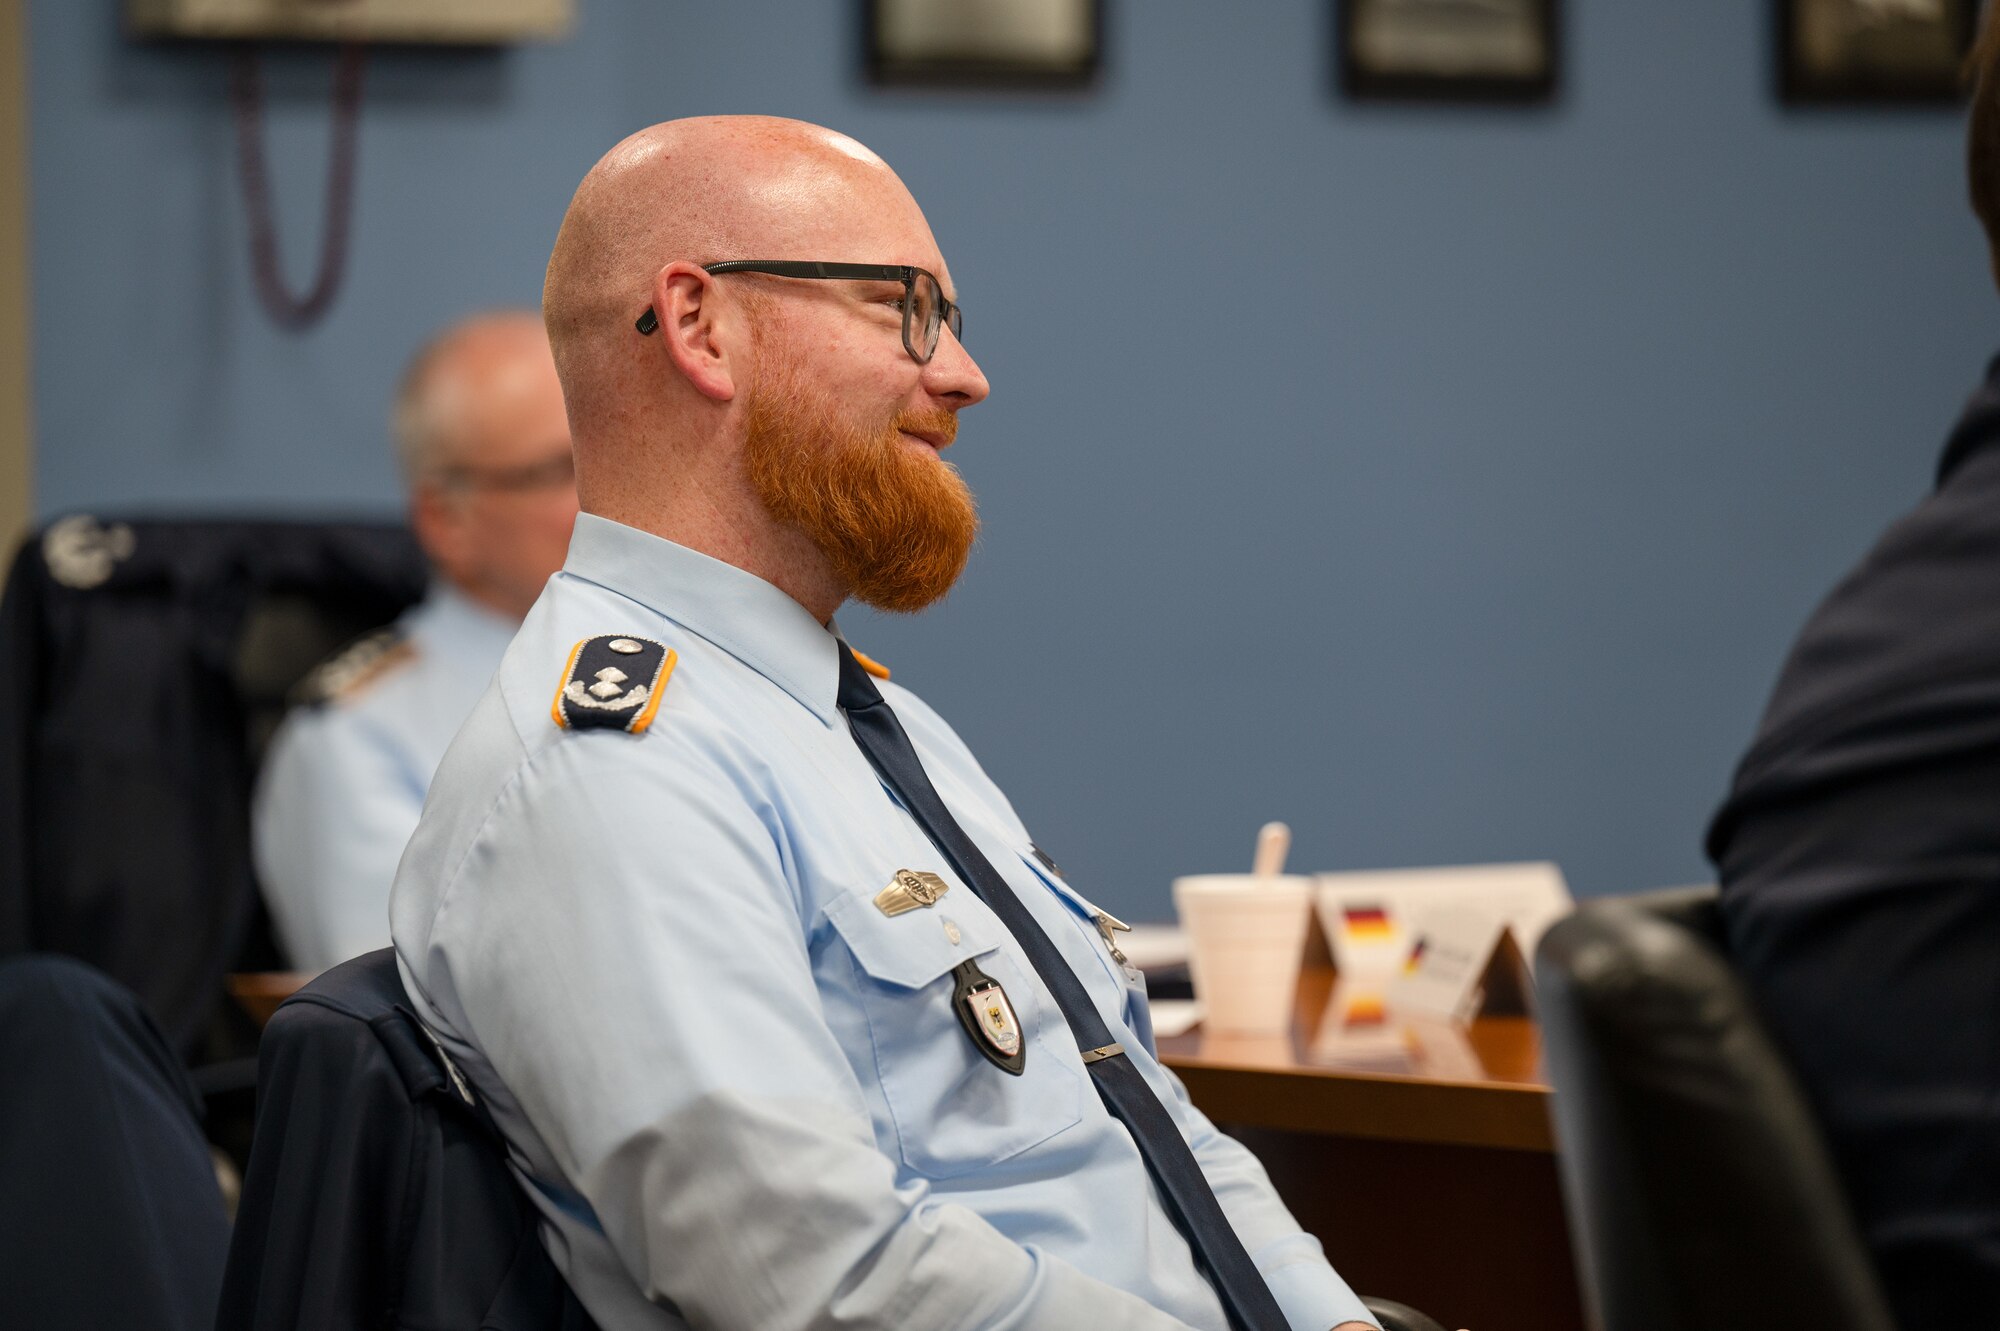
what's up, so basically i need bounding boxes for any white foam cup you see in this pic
[1172,874,1315,1034]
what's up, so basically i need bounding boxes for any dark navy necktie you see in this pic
[836,646,1290,1331]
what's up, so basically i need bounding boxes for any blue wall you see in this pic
[29,2,1999,922]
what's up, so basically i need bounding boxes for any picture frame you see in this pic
[865,0,1102,90]
[1338,0,1559,104]
[1777,0,1977,105]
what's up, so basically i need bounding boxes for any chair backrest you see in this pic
[1535,886,1899,1331]
[216,948,597,1330]
[0,516,424,1051]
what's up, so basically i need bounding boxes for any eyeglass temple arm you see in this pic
[635,262,924,335]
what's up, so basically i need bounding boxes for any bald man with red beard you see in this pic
[389,117,1376,1331]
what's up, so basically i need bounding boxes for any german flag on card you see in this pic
[1403,937,1429,976]
[1342,904,1396,941]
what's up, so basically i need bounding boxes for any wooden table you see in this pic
[227,971,312,1027]
[1157,967,1584,1331]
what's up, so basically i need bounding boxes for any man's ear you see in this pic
[652,261,739,403]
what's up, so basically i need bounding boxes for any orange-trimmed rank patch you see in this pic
[849,648,891,680]
[551,634,676,734]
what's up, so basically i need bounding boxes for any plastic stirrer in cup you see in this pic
[1252,821,1291,877]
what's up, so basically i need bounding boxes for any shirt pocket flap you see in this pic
[823,887,1006,990]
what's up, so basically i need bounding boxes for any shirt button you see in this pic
[942,918,962,945]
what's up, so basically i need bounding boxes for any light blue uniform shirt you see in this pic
[391,514,1372,1331]
[253,584,518,972]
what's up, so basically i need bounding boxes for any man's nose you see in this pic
[923,327,989,407]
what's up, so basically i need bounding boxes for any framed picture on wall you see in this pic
[865,0,1102,90]
[1338,0,1559,104]
[1778,0,1978,104]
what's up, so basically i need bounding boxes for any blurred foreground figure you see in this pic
[391,117,1374,1330]
[0,955,228,1329]
[254,312,577,972]
[1707,15,2000,1327]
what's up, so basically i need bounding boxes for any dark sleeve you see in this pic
[0,955,229,1331]
[0,536,44,953]
[214,1000,417,1331]
[1707,426,2000,1331]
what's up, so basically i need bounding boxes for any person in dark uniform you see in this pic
[0,954,230,1330]
[1706,15,2000,1328]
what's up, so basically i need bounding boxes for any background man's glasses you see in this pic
[433,453,575,494]
[635,261,964,365]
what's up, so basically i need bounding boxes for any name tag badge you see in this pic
[951,959,1025,1076]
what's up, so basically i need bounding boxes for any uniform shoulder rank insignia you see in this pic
[551,634,676,734]
[294,628,415,707]
[849,647,891,680]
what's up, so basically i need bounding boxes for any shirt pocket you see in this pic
[821,888,1085,1181]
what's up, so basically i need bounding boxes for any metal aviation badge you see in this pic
[874,869,950,917]
[951,959,1025,1075]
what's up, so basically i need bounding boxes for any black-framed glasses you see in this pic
[634,261,964,365]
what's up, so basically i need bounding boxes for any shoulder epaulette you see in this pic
[552,634,676,734]
[293,628,416,707]
[849,648,891,680]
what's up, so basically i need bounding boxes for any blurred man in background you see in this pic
[1706,15,2000,1327]
[253,311,577,972]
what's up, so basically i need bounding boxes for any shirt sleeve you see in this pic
[424,724,1197,1331]
[252,708,422,972]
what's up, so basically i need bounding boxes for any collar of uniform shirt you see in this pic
[559,512,846,724]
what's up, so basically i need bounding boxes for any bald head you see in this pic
[544,117,917,399]
[394,310,578,622]
[540,116,988,621]
[394,310,555,483]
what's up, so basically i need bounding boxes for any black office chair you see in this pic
[1534,885,1898,1331]
[1364,1298,1445,1331]
[216,948,596,1330]
[0,515,425,1060]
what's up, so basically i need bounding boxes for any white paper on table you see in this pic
[1116,923,1189,972]
[1145,998,1203,1038]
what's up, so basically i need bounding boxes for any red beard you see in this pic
[744,375,978,614]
